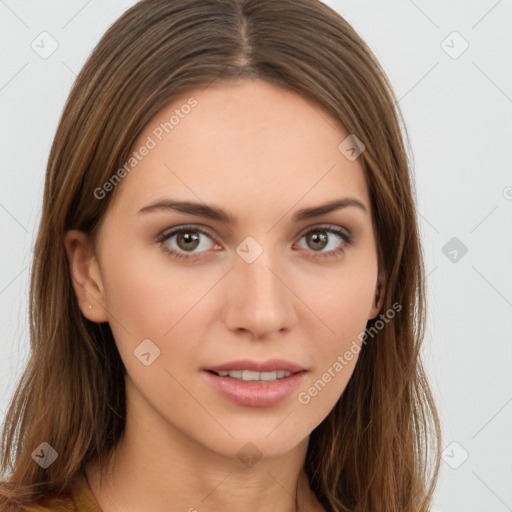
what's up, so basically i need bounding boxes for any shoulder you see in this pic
[20,492,77,512]
[23,495,77,511]
[28,473,95,512]
[0,474,100,512]
[0,495,76,511]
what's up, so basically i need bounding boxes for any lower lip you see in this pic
[203,370,307,408]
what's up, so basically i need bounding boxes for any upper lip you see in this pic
[206,358,306,373]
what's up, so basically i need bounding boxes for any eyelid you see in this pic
[297,223,352,242]
[157,224,216,241]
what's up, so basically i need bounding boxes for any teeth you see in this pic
[243,370,260,381]
[215,370,293,381]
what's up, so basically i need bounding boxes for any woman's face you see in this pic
[67,78,384,460]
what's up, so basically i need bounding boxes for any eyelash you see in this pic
[155,224,353,261]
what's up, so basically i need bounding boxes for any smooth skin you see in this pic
[65,78,385,512]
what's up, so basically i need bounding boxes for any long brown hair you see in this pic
[0,0,441,510]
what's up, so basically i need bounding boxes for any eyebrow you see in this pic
[137,197,368,224]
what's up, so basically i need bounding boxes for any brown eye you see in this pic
[157,226,217,259]
[296,226,353,260]
[305,231,329,251]
[176,231,200,251]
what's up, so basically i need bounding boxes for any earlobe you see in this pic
[64,229,109,323]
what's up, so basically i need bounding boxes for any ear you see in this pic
[64,229,109,323]
[368,269,386,320]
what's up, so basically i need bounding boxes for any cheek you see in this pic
[98,241,219,378]
[98,246,200,392]
[100,241,201,334]
[304,260,377,342]
[295,263,377,406]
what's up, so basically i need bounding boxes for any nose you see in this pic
[221,248,297,339]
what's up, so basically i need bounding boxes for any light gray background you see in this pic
[1,1,511,510]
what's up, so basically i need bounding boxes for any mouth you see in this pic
[206,369,297,381]
[206,358,306,375]
[203,359,307,407]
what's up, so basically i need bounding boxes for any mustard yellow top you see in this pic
[21,473,103,512]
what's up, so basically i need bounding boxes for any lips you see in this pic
[203,369,306,407]
[203,358,308,407]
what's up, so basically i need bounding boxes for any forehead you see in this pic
[108,79,371,223]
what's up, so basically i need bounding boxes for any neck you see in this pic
[85,386,324,512]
